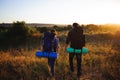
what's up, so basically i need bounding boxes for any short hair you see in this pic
[73,23,79,28]
[51,29,57,35]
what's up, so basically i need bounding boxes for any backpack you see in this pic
[42,32,54,52]
[70,27,85,48]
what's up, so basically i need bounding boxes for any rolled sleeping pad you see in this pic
[66,47,88,54]
[36,51,58,59]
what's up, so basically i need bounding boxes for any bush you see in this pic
[0,21,41,50]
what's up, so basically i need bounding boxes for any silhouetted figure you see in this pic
[65,23,85,79]
[42,29,59,78]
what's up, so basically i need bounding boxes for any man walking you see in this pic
[65,23,85,79]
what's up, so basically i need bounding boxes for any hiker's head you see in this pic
[51,29,57,34]
[73,23,79,28]
[72,23,83,33]
[51,29,57,37]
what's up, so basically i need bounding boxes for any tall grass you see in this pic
[0,26,120,80]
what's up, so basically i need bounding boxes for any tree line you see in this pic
[0,21,118,50]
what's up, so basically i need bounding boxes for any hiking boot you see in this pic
[49,73,52,77]
[47,76,55,80]
[77,76,80,80]
[51,76,55,80]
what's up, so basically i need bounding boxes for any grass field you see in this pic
[0,25,120,80]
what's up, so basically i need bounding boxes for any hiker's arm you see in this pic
[65,32,71,52]
[56,44,59,52]
[65,44,68,52]
[55,38,59,52]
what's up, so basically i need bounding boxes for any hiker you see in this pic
[42,29,59,77]
[65,23,85,79]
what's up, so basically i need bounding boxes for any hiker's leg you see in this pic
[69,53,75,72]
[48,58,50,66]
[49,58,55,76]
[76,54,82,76]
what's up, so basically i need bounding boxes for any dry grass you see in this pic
[0,26,120,80]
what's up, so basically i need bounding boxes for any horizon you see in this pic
[1,22,120,26]
[0,0,120,24]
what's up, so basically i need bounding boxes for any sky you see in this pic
[0,0,120,24]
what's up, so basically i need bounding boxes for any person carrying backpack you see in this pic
[65,23,85,79]
[42,29,59,77]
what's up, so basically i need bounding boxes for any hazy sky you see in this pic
[0,0,120,24]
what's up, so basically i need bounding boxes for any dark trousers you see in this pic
[69,53,82,76]
[47,49,57,76]
[48,58,55,76]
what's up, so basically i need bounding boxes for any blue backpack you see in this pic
[43,32,54,52]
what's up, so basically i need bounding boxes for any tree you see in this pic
[6,21,30,47]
